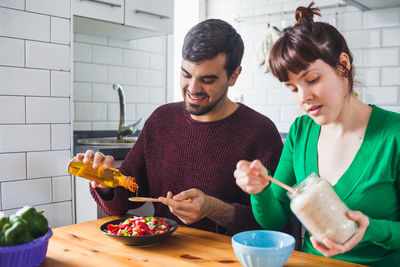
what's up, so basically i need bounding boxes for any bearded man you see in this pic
[79,19,283,236]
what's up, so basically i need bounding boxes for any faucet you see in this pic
[113,84,142,140]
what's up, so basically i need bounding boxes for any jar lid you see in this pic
[288,172,320,198]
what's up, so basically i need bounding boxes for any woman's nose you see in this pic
[298,86,313,103]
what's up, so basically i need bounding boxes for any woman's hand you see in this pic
[310,210,370,257]
[234,159,271,194]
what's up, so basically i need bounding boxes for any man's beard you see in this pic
[184,87,227,116]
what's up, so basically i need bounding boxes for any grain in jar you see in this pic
[288,173,358,244]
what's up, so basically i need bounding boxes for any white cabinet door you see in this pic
[125,0,174,34]
[72,0,124,24]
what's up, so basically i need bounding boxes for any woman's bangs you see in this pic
[269,37,317,82]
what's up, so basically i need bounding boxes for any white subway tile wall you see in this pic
[73,34,167,130]
[0,2,72,227]
[207,0,400,132]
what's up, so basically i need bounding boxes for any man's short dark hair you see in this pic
[182,19,244,78]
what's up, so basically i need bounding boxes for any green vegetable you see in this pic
[16,206,48,238]
[3,215,33,246]
[0,206,49,247]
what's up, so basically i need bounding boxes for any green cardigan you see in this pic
[251,105,400,266]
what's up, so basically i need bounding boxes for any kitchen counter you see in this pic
[42,216,367,267]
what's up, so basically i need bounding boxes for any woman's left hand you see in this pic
[310,210,370,257]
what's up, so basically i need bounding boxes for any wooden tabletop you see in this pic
[43,216,366,267]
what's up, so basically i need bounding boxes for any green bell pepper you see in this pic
[3,215,33,246]
[16,206,48,238]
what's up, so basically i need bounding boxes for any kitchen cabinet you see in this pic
[72,0,124,24]
[72,0,174,40]
[125,0,174,34]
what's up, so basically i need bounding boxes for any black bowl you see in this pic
[100,217,179,246]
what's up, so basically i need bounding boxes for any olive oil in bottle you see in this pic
[67,157,138,193]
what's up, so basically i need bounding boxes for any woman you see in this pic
[234,2,400,266]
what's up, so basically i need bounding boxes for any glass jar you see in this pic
[288,173,358,244]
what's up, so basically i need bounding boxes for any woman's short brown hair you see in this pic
[269,2,354,94]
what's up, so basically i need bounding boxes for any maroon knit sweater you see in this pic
[90,102,283,235]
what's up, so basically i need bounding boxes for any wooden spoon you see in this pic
[258,172,295,193]
[129,197,192,203]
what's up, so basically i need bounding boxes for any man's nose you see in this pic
[188,79,202,94]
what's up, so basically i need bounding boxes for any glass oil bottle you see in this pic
[67,156,138,193]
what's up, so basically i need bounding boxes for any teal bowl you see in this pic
[232,230,295,267]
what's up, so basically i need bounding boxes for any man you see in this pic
[79,19,283,235]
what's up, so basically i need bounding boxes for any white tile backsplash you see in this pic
[0,66,50,96]
[73,82,91,101]
[51,71,70,97]
[136,69,163,87]
[0,0,24,9]
[363,48,400,67]
[0,153,26,182]
[37,201,73,227]
[207,0,400,133]
[27,150,70,178]
[356,68,380,86]
[26,97,70,123]
[382,67,400,86]
[1,178,52,209]
[51,124,71,150]
[268,89,296,105]
[92,45,123,66]
[343,29,380,49]
[0,96,25,123]
[74,62,107,83]
[26,41,70,71]
[0,7,50,42]
[0,4,72,225]
[135,36,165,53]
[123,50,150,68]
[382,27,400,47]
[73,33,167,130]
[0,125,50,153]
[52,175,72,202]
[150,53,165,70]
[124,85,150,103]
[51,17,70,45]
[243,89,267,105]
[364,87,399,105]
[337,11,363,31]
[26,0,71,18]
[92,83,119,102]
[0,37,24,67]
[107,65,136,85]
[73,42,92,62]
[363,7,400,28]
[150,87,166,104]
[75,102,107,121]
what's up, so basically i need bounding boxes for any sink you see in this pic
[77,137,138,147]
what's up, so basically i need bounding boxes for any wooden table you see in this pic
[43,216,366,267]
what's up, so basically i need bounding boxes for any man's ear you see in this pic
[228,66,242,86]
[339,52,351,71]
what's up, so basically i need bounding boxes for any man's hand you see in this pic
[234,159,271,194]
[76,150,115,191]
[159,189,235,229]
[158,189,210,225]
[310,211,370,257]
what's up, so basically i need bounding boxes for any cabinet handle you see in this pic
[134,9,170,19]
[80,0,122,8]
